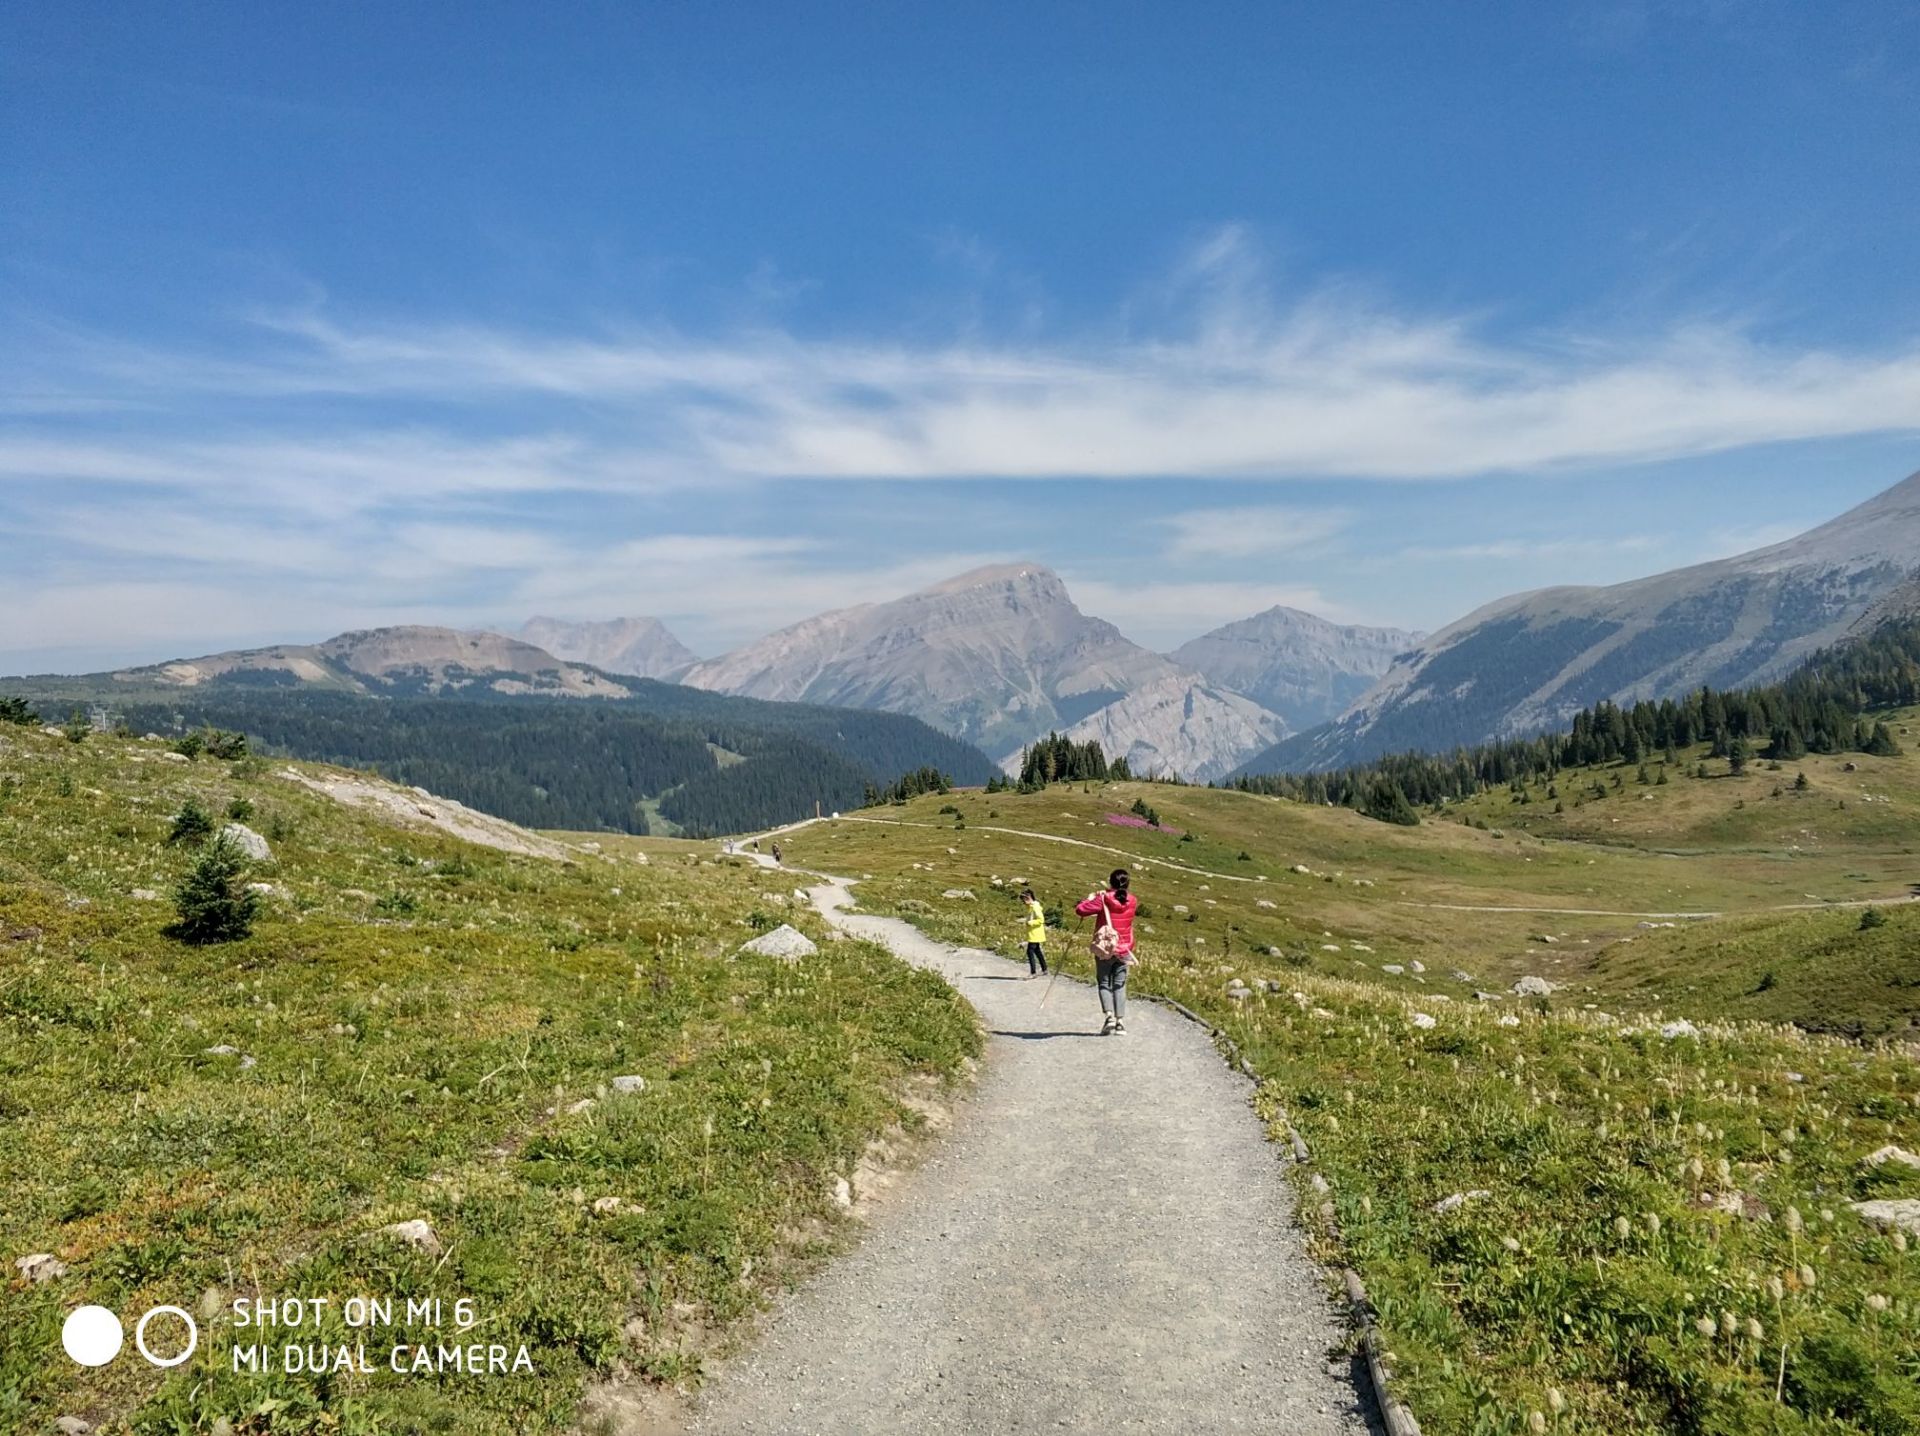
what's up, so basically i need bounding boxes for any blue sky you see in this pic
[4,0,1919,673]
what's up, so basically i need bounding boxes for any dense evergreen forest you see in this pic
[1231,616,1920,811]
[0,685,997,836]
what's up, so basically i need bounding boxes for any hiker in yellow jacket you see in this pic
[1020,887,1048,978]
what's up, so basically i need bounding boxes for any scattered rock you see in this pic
[1864,1146,1920,1170]
[940,888,976,901]
[1473,991,1502,1003]
[1382,964,1405,976]
[740,925,818,961]
[565,1098,597,1115]
[1851,1199,1920,1236]
[1512,976,1555,997]
[15,1253,68,1283]
[1256,899,1276,909]
[55,1417,92,1435]
[1450,969,1475,983]
[611,1075,648,1094]
[159,750,190,764]
[378,1219,442,1255]
[1291,864,1311,875]
[591,1196,625,1216]
[131,888,159,901]
[1172,904,1190,914]
[219,823,271,861]
[1498,1014,1521,1027]
[830,1176,853,1211]
[1433,1190,1491,1215]
[1660,1020,1701,1040]
[1227,987,1251,1002]
[1409,1012,1437,1030]
[1532,934,1558,945]
[203,1044,241,1056]
[1408,960,1426,974]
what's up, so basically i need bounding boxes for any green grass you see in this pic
[784,781,1920,1436]
[0,726,980,1434]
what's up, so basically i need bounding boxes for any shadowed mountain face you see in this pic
[107,626,635,698]
[1171,607,1422,730]
[1237,468,1920,776]
[519,615,698,679]
[679,563,1192,757]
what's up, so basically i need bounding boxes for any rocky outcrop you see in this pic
[1018,673,1289,783]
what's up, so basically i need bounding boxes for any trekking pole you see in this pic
[1040,915,1084,1008]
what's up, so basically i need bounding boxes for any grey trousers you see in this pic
[1095,957,1128,1017]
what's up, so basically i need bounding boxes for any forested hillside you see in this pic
[0,685,997,836]
[1231,615,1920,810]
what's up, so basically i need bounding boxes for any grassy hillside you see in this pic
[782,778,1920,1435]
[0,723,979,1434]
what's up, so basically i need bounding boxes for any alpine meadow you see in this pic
[8,5,1920,1435]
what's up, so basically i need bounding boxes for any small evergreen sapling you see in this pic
[168,835,260,945]
[168,797,216,846]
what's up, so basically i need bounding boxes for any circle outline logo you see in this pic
[134,1305,199,1368]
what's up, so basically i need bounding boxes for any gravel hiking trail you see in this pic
[680,861,1370,1436]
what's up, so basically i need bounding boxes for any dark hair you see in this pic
[1108,869,1129,895]
[1020,887,1035,900]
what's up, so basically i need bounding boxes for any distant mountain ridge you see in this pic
[109,626,633,698]
[1171,606,1422,729]
[675,562,1428,777]
[679,563,1191,758]
[519,615,698,679]
[1237,468,1920,776]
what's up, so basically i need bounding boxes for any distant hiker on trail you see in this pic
[751,839,760,853]
[1076,869,1138,1036]
[1020,887,1048,977]
[770,842,782,865]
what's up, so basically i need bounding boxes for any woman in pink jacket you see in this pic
[1075,869,1138,1036]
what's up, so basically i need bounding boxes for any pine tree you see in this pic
[167,836,260,945]
[1865,722,1902,757]
[1362,778,1419,826]
[168,797,216,846]
[0,696,35,726]
[1727,735,1749,776]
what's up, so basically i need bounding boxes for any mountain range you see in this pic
[1237,468,1920,775]
[674,564,1412,781]
[35,465,1920,790]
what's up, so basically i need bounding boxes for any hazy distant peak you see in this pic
[914,562,1064,596]
[519,615,697,679]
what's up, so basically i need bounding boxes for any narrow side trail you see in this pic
[683,864,1369,1436]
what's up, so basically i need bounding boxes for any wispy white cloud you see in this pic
[11,233,1920,497]
[1164,505,1351,559]
[1395,534,1665,562]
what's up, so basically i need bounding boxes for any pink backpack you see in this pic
[1090,894,1125,959]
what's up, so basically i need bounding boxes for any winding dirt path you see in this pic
[682,860,1370,1436]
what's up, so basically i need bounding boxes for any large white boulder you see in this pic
[220,823,271,861]
[741,924,818,962]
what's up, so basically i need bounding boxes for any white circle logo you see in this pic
[135,1306,199,1368]
[62,1306,124,1367]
